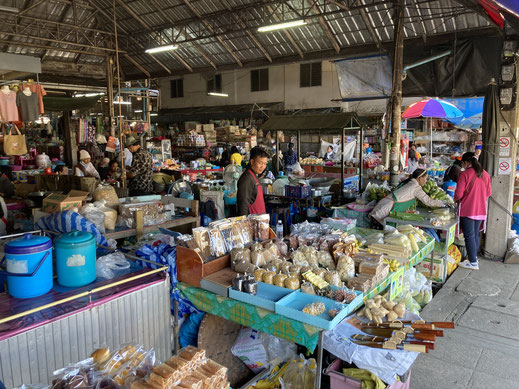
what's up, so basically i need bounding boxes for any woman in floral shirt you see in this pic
[126,137,153,196]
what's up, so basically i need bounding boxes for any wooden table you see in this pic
[104,215,200,240]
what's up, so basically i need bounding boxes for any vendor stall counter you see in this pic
[0,232,172,388]
[384,208,457,284]
[178,227,435,388]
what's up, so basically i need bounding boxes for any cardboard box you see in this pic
[231,327,268,373]
[203,123,215,132]
[42,190,88,213]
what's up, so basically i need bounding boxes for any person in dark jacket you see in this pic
[0,166,15,198]
[443,159,462,183]
[237,147,269,216]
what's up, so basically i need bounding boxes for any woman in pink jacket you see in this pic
[454,152,492,270]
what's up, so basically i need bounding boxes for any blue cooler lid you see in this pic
[5,233,52,254]
[55,230,95,245]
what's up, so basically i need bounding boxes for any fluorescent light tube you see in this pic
[145,45,178,54]
[114,100,131,105]
[134,109,143,113]
[258,20,306,32]
[208,92,228,97]
[0,5,19,13]
[150,113,158,116]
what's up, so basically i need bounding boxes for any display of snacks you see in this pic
[302,302,326,315]
[208,227,227,257]
[192,227,211,260]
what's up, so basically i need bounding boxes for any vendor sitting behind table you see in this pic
[0,166,15,198]
[325,145,335,160]
[237,146,268,216]
[369,169,447,227]
[106,160,122,181]
[54,165,69,175]
[97,157,111,180]
[74,150,100,179]
[230,146,242,166]
[126,137,153,196]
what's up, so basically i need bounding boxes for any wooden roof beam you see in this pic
[309,0,341,53]
[183,0,243,67]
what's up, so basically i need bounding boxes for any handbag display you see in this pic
[3,124,28,156]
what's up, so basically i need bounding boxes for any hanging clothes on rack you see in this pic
[16,87,39,122]
[78,118,89,144]
[21,81,46,114]
[0,85,19,122]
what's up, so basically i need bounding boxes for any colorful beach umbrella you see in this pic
[402,99,464,119]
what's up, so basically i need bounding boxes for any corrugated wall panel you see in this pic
[0,280,171,387]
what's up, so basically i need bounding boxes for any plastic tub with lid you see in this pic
[55,231,97,287]
[1,233,53,298]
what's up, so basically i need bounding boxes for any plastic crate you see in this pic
[275,289,363,330]
[325,358,411,389]
[285,185,311,198]
[228,282,293,311]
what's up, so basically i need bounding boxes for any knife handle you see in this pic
[413,333,436,341]
[431,322,455,329]
[411,323,435,330]
[403,343,428,353]
[409,340,434,350]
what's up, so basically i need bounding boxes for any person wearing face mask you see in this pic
[454,152,492,270]
[237,146,268,216]
[74,150,100,179]
[369,169,447,227]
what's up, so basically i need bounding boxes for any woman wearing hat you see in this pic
[74,150,100,179]
[369,169,448,227]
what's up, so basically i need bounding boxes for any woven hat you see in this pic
[126,136,139,147]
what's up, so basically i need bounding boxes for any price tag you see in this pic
[389,266,405,301]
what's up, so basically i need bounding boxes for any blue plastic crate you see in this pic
[229,282,294,311]
[285,185,311,198]
[275,289,363,330]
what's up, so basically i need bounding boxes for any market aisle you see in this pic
[410,259,519,388]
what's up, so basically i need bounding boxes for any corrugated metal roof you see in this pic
[0,0,498,80]
[261,112,361,131]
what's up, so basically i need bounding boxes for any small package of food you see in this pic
[208,228,227,257]
[237,217,254,244]
[165,355,190,372]
[234,260,256,274]
[192,227,211,260]
[275,240,288,257]
[301,282,315,295]
[263,242,279,262]
[302,302,325,316]
[290,250,309,267]
[262,271,276,285]
[243,278,258,295]
[230,248,251,268]
[347,275,373,293]
[269,258,284,272]
[273,273,288,287]
[359,260,385,275]
[251,242,263,252]
[317,250,335,270]
[254,268,266,281]
[313,268,326,278]
[336,254,355,281]
[324,270,342,287]
[250,250,265,267]
[289,235,299,249]
[302,270,328,290]
[301,246,319,267]
[249,214,271,241]
[284,276,300,290]
[280,261,292,274]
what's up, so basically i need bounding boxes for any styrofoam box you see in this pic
[275,289,363,330]
[229,282,293,311]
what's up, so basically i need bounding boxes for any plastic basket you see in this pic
[285,185,311,198]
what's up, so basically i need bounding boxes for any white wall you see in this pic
[158,60,343,111]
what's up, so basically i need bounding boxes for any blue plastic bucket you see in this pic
[55,231,97,287]
[1,234,53,299]
[512,214,519,235]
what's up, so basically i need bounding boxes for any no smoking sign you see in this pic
[500,137,511,156]
[499,158,512,175]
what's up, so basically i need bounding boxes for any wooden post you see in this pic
[341,127,345,199]
[275,130,279,174]
[63,110,78,167]
[389,0,405,186]
[297,129,301,160]
[106,56,115,136]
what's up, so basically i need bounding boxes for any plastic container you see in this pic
[1,233,53,299]
[54,231,97,287]
[276,220,284,240]
[325,358,411,389]
[0,157,9,166]
[229,282,293,311]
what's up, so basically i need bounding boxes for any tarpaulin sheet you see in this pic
[403,36,502,97]
[335,55,393,101]
[443,97,485,124]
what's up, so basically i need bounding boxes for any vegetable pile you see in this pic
[422,180,449,201]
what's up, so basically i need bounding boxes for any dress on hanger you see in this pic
[0,89,19,122]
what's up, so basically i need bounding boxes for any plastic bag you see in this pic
[96,252,131,279]
[93,184,120,209]
[336,254,355,282]
[80,203,106,234]
[276,240,288,257]
[290,250,309,267]
[317,250,335,270]
[363,232,384,246]
[263,333,297,364]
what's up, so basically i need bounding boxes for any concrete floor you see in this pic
[410,259,519,389]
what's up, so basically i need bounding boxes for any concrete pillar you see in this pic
[485,76,519,260]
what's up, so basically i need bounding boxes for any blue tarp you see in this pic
[443,97,484,128]
[496,0,519,17]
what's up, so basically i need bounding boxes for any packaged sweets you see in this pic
[192,227,211,259]
[208,228,226,257]
[302,302,325,316]
[273,274,288,287]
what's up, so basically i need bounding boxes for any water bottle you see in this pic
[276,220,284,240]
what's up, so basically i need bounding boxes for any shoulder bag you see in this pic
[3,124,28,156]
